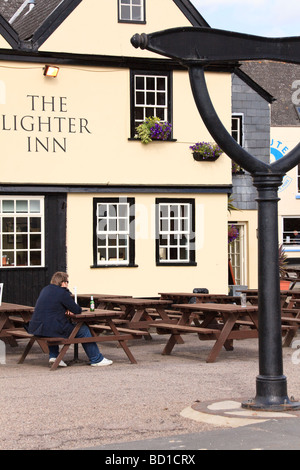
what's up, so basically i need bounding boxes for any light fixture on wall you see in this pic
[43,65,59,78]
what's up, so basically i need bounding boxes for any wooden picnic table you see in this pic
[237,289,300,345]
[74,294,132,308]
[8,309,147,370]
[236,289,300,307]
[151,302,260,363]
[159,292,243,304]
[100,297,174,330]
[0,302,34,346]
[282,268,300,289]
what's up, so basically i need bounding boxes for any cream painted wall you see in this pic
[0,36,11,48]
[0,63,232,186]
[40,0,192,57]
[66,192,229,297]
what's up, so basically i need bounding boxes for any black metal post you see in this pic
[242,174,299,409]
[131,27,300,411]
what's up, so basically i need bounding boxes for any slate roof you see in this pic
[0,0,81,50]
[241,61,300,126]
[0,0,62,40]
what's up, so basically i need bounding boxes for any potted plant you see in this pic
[189,141,223,161]
[135,116,172,144]
[279,243,290,289]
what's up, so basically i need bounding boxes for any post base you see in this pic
[242,375,300,411]
[242,399,300,412]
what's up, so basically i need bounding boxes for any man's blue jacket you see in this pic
[28,284,82,337]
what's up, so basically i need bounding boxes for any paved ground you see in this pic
[89,419,300,451]
[1,332,300,450]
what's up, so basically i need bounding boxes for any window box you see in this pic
[189,142,223,162]
[192,152,219,162]
[135,116,172,144]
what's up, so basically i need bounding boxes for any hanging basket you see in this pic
[193,152,220,162]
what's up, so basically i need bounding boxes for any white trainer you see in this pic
[49,358,68,367]
[91,357,113,367]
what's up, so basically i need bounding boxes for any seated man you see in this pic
[28,271,112,367]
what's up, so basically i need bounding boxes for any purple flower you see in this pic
[189,141,223,158]
[228,224,239,243]
[150,121,172,140]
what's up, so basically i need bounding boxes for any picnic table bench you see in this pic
[150,302,260,363]
[7,309,148,370]
[0,302,34,346]
[99,297,174,330]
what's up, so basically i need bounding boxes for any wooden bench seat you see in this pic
[8,315,27,324]
[89,324,149,336]
[149,322,219,335]
[6,323,145,369]
[6,329,64,342]
[148,311,182,320]
[281,316,300,324]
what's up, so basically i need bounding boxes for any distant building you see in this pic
[241,61,300,264]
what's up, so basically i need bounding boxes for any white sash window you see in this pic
[0,196,44,268]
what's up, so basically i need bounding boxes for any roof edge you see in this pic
[31,0,82,51]
[0,14,20,49]
[234,67,275,103]
[173,0,210,27]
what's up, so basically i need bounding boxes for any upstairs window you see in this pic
[231,114,244,173]
[131,71,171,138]
[118,0,145,23]
[231,114,243,146]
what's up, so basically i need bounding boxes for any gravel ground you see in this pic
[1,332,300,450]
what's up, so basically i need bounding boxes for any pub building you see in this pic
[0,0,239,305]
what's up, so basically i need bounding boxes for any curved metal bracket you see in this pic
[131,27,300,65]
[131,28,300,176]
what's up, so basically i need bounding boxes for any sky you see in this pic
[190,0,300,37]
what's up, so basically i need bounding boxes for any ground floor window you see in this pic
[0,196,44,268]
[228,223,247,285]
[156,198,196,265]
[93,198,135,266]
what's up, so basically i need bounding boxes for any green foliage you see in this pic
[279,244,288,278]
[135,117,172,144]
